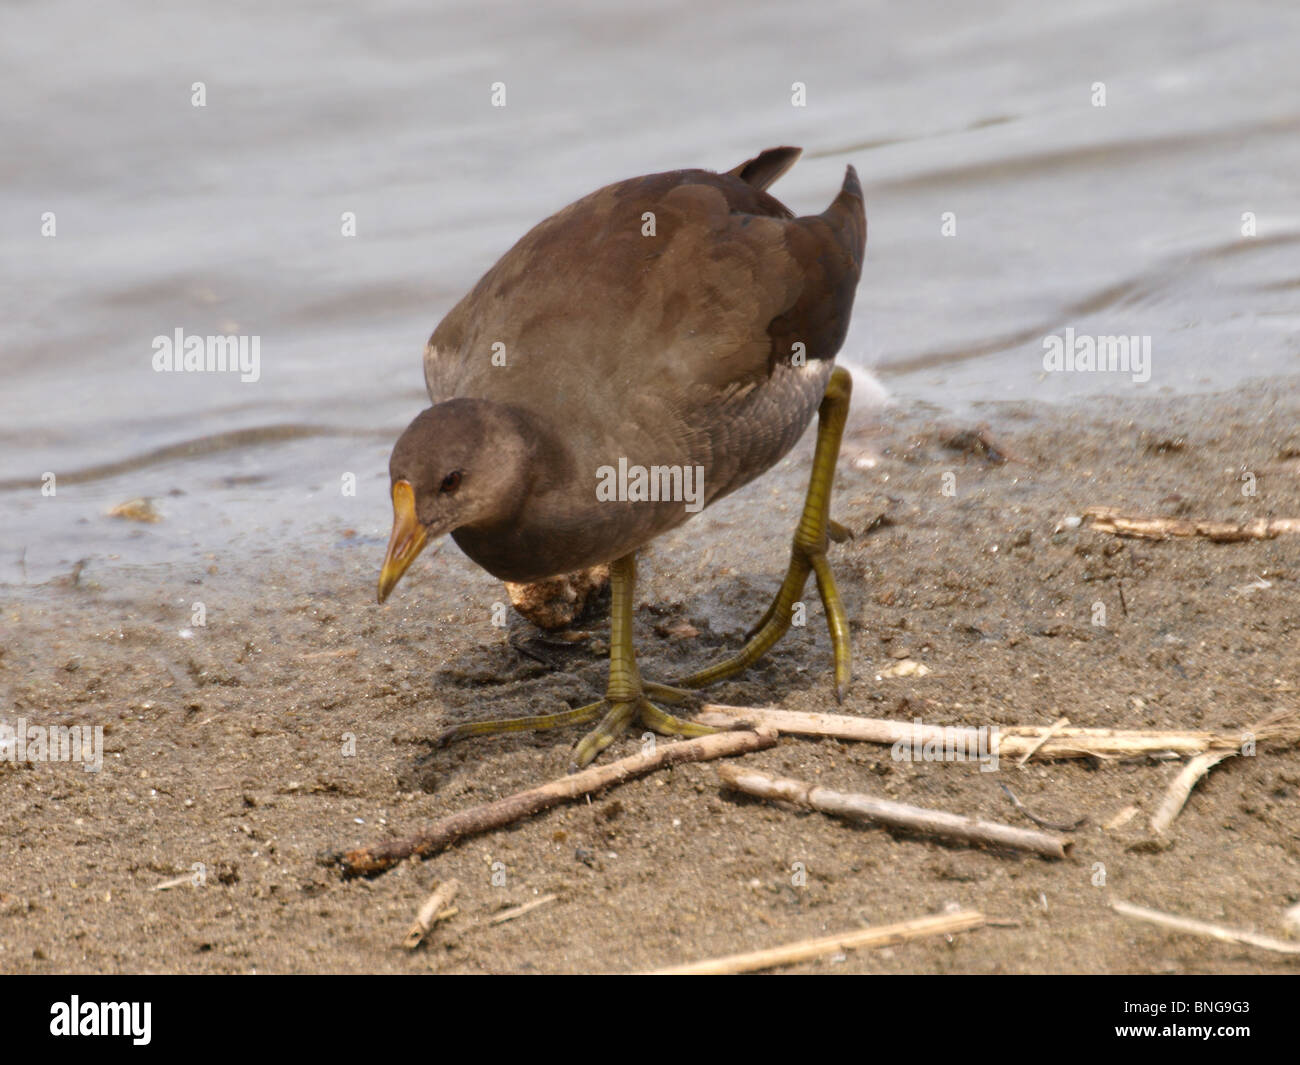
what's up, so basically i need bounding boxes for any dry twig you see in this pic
[1016,716,1069,767]
[1149,750,1235,838]
[647,910,985,974]
[403,878,460,950]
[301,648,359,661]
[1084,506,1300,542]
[1146,710,1298,837]
[1112,899,1300,956]
[696,704,1286,761]
[718,764,1072,859]
[490,894,559,926]
[999,782,1087,832]
[333,727,777,877]
[150,873,196,892]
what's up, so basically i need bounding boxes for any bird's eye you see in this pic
[440,471,462,493]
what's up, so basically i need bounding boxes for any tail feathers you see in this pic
[822,164,866,269]
[727,146,802,191]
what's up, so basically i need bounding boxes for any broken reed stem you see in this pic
[717,764,1071,859]
[150,873,196,892]
[647,910,986,975]
[1148,750,1234,838]
[403,878,460,950]
[1084,507,1300,542]
[301,647,359,661]
[335,727,778,877]
[1145,710,1299,836]
[697,705,1297,761]
[1112,899,1300,956]
[490,894,559,926]
[1016,715,1069,767]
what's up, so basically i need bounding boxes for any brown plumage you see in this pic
[380,146,864,593]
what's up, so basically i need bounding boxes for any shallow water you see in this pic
[3,0,1298,586]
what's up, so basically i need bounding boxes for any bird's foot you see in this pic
[434,683,714,771]
[569,694,715,771]
[434,553,719,769]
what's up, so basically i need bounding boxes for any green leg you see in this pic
[676,365,854,700]
[435,552,715,769]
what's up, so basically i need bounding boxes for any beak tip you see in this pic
[378,479,426,607]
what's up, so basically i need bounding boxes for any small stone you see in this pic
[107,498,162,523]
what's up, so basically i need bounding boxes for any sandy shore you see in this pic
[3,377,1298,973]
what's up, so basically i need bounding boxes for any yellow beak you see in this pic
[377,480,429,603]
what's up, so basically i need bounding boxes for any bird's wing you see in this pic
[423,153,865,485]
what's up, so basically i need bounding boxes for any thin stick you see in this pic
[1148,750,1234,837]
[718,764,1071,859]
[403,878,461,950]
[1016,716,1069,768]
[1084,507,1300,542]
[696,705,1298,761]
[151,873,195,892]
[1112,899,1300,956]
[647,910,985,975]
[999,782,1087,832]
[301,648,359,661]
[490,894,559,926]
[333,727,778,877]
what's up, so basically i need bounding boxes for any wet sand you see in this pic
[3,377,1298,973]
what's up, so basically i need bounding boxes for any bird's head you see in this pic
[377,400,530,603]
